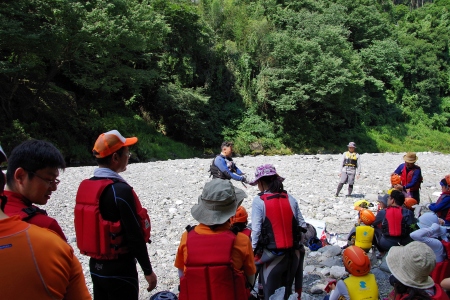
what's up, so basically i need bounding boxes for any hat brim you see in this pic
[191,183,247,225]
[124,137,138,147]
[386,246,435,289]
[347,145,357,148]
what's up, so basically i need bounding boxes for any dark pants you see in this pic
[410,190,420,204]
[90,255,139,300]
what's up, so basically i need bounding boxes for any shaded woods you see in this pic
[1,0,450,162]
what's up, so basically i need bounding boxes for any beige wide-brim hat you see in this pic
[386,241,435,289]
[191,179,247,226]
[403,152,418,163]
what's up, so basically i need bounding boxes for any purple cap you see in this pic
[249,164,285,186]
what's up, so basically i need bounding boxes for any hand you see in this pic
[241,175,248,183]
[330,283,336,291]
[356,175,360,180]
[439,218,445,225]
[145,272,157,292]
[393,184,403,191]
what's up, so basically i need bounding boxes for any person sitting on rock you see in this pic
[175,179,256,300]
[347,209,376,253]
[250,164,307,299]
[209,141,247,183]
[372,190,416,253]
[410,212,450,285]
[230,205,251,239]
[377,193,389,212]
[323,245,378,300]
[392,152,422,203]
[386,241,449,300]
[427,175,450,225]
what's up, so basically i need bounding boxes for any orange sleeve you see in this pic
[174,231,188,271]
[64,252,92,300]
[232,233,257,276]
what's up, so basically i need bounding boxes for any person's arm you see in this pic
[372,210,385,228]
[329,280,350,300]
[410,225,444,248]
[338,153,345,173]
[289,194,306,228]
[429,196,450,212]
[404,168,422,189]
[393,164,403,175]
[441,278,450,290]
[45,218,67,241]
[174,231,188,277]
[251,197,264,249]
[111,183,153,275]
[65,251,92,300]
[214,156,245,181]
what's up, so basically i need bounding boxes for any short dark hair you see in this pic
[390,190,405,206]
[258,175,284,193]
[221,141,233,149]
[95,146,125,166]
[6,140,66,186]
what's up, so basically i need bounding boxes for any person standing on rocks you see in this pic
[335,142,361,197]
[209,141,248,183]
[3,140,67,240]
[392,152,422,203]
[74,130,157,300]
[175,179,256,299]
[0,146,92,300]
[250,164,307,299]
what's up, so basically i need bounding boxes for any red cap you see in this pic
[93,130,138,158]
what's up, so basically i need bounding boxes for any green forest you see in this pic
[1,0,450,163]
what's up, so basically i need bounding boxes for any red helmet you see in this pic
[404,198,418,210]
[342,246,371,276]
[230,206,248,225]
[359,209,375,226]
[391,173,401,186]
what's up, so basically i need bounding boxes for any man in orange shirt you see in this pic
[175,179,256,300]
[0,146,91,300]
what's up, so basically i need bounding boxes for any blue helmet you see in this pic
[308,237,323,251]
[150,292,178,300]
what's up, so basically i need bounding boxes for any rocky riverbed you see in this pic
[45,152,450,299]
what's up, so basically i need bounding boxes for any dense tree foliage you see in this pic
[1,0,449,161]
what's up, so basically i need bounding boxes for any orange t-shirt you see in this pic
[174,223,256,276]
[0,216,91,300]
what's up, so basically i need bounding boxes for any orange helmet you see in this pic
[404,198,418,210]
[445,174,450,186]
[359,209,375,225]
[342,246,371,276]
[230,206,248,225]
[391,173,401,186]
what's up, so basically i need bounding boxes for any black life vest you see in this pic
[259,192,298,250]
[209,154,237,179]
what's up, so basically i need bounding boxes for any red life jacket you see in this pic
[74,179,151,260]
[401,165,422,191]
[260,192,296,250]
[430,239,450,284]
[179,228,248,300]
[381,207,410,237]
[395,284,449,300]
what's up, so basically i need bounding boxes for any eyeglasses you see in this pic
[27,171,60,187]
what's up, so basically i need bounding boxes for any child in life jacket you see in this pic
[230,206,251,238]
[323,245,378,300]
[347,208,376,252]
[427,175,450,225]
[385,241,449,300]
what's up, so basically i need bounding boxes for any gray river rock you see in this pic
[45,152,450,299]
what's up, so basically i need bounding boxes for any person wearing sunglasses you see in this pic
[3,140,67,240]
